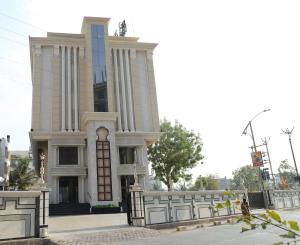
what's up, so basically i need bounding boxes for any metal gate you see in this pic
[126,191,132,225]
[248,191,265,209]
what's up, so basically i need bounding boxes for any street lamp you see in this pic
[242,109,271,151]
[242,108,271,190]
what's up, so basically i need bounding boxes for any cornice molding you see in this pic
[81,112,117,126]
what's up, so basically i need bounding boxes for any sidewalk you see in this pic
[49,213,128,234]
[50,227,162,245]
[48,213,162,245]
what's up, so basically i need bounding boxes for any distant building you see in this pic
[10,151,29,164]
[29,17,160,208]
[9,150,32,169]
[216,177,231,190]
[0,136,10,187]
[148,175,163,191]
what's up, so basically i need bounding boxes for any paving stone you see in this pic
[50,227,161,245]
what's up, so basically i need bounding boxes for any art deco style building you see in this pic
[29,17,160,208]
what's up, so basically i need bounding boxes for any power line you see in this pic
[0,26,28,38]
[0,35,28,47]
[0,55,62,78]
[0,12,46,32]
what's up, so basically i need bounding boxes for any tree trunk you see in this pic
[167,182,171,191]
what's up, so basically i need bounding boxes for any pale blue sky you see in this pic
[1,0,300,178]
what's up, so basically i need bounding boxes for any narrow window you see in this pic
[96,127,112,201]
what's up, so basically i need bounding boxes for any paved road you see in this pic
[49,210,300,245]
[116,210,300,245]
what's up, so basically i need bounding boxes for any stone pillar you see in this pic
[79,176,85,203]
[67,46,72,131]
[124,49,135,132]
[61,46,66,131]
[119,49,129,132]
[130,185,144,227]
[53,146,58,166]
[73,47,79,131]
[113,48,122,132]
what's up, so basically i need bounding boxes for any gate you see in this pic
[248,191,266,209]
[126,191,132,225]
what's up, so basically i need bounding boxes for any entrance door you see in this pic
[59,176,78,204]
[121,175,134,211]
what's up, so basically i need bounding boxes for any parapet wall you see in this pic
[129,189,246,226]
[272,190,300,209]
[0,189,49,241]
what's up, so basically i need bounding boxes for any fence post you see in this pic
[129,184,144,226]
[39,188,50,238]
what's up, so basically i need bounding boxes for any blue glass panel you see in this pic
[91,24,108,112]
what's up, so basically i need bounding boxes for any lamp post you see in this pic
[242,109,271,190]
[282,127,300,186]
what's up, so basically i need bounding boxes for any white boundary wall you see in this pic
[0,190,49,240]
[131,190,246,226]
[272,190,300,209]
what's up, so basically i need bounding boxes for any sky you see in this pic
[1,0,300,179]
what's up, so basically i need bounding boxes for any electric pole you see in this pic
[261,137,275,188]
[282,127,300,186]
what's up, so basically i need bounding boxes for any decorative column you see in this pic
[53,146,58,166]
[79,145,84,167]
[67,46,72,131]
[119,49,129,132]
[113,49,122,132]
[79,176,85,203]
[61,46,66,131]
[124,49,135,132]
[73,47,79,131]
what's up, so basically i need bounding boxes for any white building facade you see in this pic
[0,136,10,187]
[29,17,160,207]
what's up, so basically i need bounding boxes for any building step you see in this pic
[49,203,90,216]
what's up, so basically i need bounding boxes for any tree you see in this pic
[230,165,260,191]
[191,174,219,190]
[278,159,297,189]
[148,119,204,191]
[9,157,37,190]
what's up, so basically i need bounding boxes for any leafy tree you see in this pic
[230,165,260,191]
[191,174,219,190]
[278,159,297,189]
[9,157,37,190]
[148,119,203,191]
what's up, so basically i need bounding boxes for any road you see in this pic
[114,210,300,245]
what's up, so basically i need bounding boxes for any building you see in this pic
[216,176,231,190]
[29,17,160,208]
[0,136,10,187]
[10,151,30,164]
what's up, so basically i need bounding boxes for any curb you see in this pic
[146,214,241,230]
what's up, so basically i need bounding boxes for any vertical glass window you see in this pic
[91,24,108,112]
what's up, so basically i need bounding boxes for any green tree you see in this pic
[191,174,219,190]
[231,165,260,191]
[9,157,37,190]
[148,119,203,191]
[278,159,297,189]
